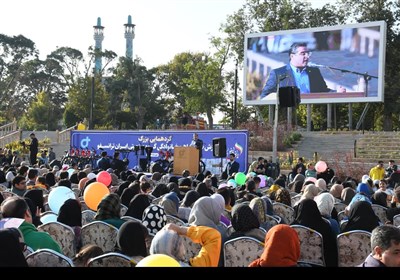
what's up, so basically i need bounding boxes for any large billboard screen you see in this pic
[243,21,386,105]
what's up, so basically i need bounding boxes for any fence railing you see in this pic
[0,130,22,148]
[56,125,75,144]
[0,119,18,137]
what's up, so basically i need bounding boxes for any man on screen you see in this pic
[260,42,346,99]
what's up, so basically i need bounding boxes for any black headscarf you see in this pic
[371,192,388,208]
[23,197,42,227]
[292,198,338,267]
[343,200,380,233]
[94,193,121,221]
[231,203,260,233]
[151,183,169,198]
[57,198,82,227]
[181,190,201,207]
[116,181,131,197]
[116,221,148,258]
[120,186,140,207]
[0,228,28,267]
[125,194,150,220]
[23,189,44,212]
[195,182,210,197]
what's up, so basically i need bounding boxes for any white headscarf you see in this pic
[314,193,335,217]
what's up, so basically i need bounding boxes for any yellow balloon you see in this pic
[83,182,110,211]
[136,254,181,267]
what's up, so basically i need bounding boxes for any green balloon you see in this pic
[235,172,246,185]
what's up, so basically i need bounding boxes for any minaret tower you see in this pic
[124,15,135,59]
[93,17,104,73]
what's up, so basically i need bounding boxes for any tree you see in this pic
[0,34,37,122]
[19,91,56,130]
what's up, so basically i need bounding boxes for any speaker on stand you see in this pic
[212,137,227,175]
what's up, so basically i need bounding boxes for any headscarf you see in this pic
[45,172,56,187]
[94,193,121,221]
[315,178,327,192]
[23,189,44,212]
[149,228,185,261]
[188,196,222,229]
[195,182,210,197]
[151,183,169,198]
[249,224,300,267]
[329,184,343,199]
[0,228,28,267]
[301,184,320,200]
[125,194,150,220]
[161,192,180,217]
[292,199,338,267]
[343,200,380,233]
[57,199,82,227]
[314,193,335,217]
[371,191,388,208]
[142,204,167,235]
[341,187,356,205]
[274,188,291,207]
[181,190,200,208]
[231,204,260,233]
[120,186,140,207]
[356,183,372,198]
[249,197,267,224]
[293,174,305,183]
[116,181,131,197]
[117,221,148,257]
[261,195,274,216]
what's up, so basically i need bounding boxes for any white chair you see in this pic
[26,248,74,267]
[120,204,128,216]
[121,216,142,223]
[37,221,76,258]
[371,204,389,224]
[272,202,295,224]
[166,214,186,226]
[81,209,96,226]
[291,225,325,266]
[81,221,119,253]
[393,214,400,227]
[181,235,202,262]
[337,230,371,267]
[87,252,132,267]
[223,236,264,267]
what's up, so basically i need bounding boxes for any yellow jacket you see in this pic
[187,225,221,267]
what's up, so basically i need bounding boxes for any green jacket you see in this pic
[19,221,62,253]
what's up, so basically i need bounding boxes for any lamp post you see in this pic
[233,59,238,129]
[89,69,95,130]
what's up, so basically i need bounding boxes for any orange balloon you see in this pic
[83,182,110,211]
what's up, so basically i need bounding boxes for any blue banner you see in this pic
[70,130,249,174]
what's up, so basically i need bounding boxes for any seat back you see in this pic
[333,202,347,214]
[371,204,389,224]
[120,204,128,216]
[23,246,34,258]
[81,221,118,252]
[393,214,400,227]
[272,202,295,224]
[37,221,76,258]
[181,235,202,262]
[337,230,371,267]
[264,214,280,227]
[337,210,347,222]
[26,248,74,267]
[1,190,16,199]
[166,214,186,226]
[81,209,97,226]
[291,225,325,266]
[87,252,132,267]
[121,216,142,223]
[223,236,264,267]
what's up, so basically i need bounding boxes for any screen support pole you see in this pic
[272,80,281,164]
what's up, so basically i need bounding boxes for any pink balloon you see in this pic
[259,175,266,188]
[315,161,328,173]
[97,171,112,187]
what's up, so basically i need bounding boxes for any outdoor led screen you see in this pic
[243,21,386,105]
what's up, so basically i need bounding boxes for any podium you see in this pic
[173,146,199,176]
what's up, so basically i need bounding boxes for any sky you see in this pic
[1,0,328,123]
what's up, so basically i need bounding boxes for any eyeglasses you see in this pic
[293,51,312,57]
